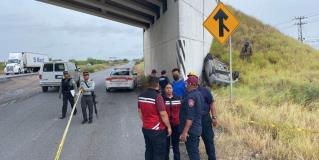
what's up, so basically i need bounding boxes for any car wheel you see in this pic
[42,86,48,92]
[19,69,22,74]
[106,88,111,92]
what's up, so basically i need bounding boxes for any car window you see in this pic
[55,63,65,72]
[111,70,130,76]
[43,63,53,72]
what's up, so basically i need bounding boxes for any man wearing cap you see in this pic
[187,72,218,160]
[80,71,95,124]
[58,71,78,119]
[138,76,172,160]
[179,74,204,160]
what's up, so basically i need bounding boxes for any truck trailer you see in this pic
[4,52,49,75]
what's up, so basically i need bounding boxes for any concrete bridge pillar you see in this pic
[144,0,216,78]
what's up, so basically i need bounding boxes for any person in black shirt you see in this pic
[58,71,77,119]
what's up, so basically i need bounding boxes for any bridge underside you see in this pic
[38,0,216,79]
[38,0,167,29]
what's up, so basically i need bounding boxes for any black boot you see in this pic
[81,119,88,124]
[59,116,65,119]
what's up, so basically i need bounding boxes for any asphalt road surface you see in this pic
[0,62,146,160]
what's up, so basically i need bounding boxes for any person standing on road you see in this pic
[58,71,77,119]
[80,71,95,124]
[179,74,204,160]
[159,70,170,93]
[163,83,181,160]
[138,76,172,160]
[171,68,186,98]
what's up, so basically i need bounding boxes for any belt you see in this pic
[82,95,92,97]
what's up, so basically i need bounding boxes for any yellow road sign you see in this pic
[203,2,240,45]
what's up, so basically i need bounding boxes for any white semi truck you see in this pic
[4,52,49,75]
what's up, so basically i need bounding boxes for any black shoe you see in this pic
[73,109,77,116]
[59,116,65,119]
[81,120,88,124]
[88,120,93,124]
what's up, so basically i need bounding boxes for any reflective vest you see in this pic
[163,95,181,126]
[138,88,165,130]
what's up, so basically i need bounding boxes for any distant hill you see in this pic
[210,6,319,160]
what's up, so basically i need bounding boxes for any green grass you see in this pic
[210,6,319,160]
[0,62,5,74]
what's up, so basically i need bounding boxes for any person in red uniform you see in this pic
[163,83,181,160]
[138,76,172,160]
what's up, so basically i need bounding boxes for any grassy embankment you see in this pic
[0,62,4,74]
[211,6,319,160]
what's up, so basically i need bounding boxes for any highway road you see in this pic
[0,62,146,160]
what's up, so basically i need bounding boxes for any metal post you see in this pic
[229,36,233,103]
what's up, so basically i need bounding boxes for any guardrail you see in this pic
[0,73,38,82]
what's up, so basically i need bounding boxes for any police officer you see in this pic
[179,74,204,160]
[58,71,77,119]
[198,86,217,160]
[138,76,172,160]
[80,71,95,124]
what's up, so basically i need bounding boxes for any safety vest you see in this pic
[138,88,165,130]
[163,95,181,126]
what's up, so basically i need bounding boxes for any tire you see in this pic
[42,86,48,92]
[106,88,111,92]
[18,69,22,74]
[6,73,9,75]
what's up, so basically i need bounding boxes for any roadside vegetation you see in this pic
[70,58,129,73]
[0,62,4,74]
[211,6,319,160]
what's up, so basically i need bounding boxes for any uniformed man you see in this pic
[80,71,95,124]
[58,71,77,119]
[197,86,217,160]
[159,70,170,92]
[179,75,204,160]
[138,76,172,160]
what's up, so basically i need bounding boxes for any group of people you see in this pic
[58,71,95,124]
[138,68,217,160]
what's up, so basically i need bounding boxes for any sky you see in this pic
[0,0,318,61]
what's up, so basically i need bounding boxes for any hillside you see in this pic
[211,6,319,160]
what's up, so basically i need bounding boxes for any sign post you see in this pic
[203,2,239,102]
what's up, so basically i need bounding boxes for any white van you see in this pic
[39,61,81,92]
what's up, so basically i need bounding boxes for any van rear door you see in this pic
[54,63,65,81]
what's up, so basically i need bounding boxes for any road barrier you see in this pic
[54,90,83,160]
[0,73,38,81]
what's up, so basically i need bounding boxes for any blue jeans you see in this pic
[185,133,200,160]
[201,114,216,160]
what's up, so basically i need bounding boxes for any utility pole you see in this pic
[293,16,307,43]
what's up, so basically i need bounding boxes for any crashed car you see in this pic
[203,54,239,86]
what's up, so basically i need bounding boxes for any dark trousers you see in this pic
[185,133,200,160]
[142,128,167,160]
[81,95,93,121]
[201,114,216,160]
[166,125,180,160]
[62,93,76,117]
